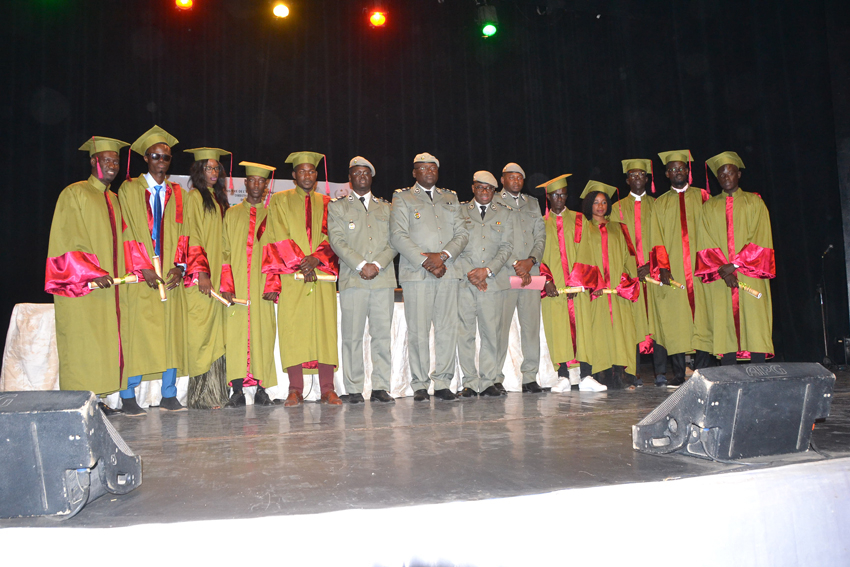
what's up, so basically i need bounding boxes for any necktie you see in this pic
[425,190,433,201]
[360,196,367,210]
[152,185,163,257]
[480,205,486,220]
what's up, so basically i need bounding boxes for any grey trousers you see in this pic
[457,286,504,392]
[401,278,460,391]
[495,288,541,385]
[340,287,394,393]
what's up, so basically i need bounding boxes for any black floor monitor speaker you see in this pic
[632,363,835,460]
[0,390,142,519]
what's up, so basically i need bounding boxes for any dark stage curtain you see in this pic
[2,0,847,363]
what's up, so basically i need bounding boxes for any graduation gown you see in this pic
[45,176,128,394]
[221,200,277,386]
[651,185,709,355]
[261,187,339,371]
[183,188,226,377]
[118,175,188,378]
[694,189,774,357]
[539,210,601,368]
[610,193,669,351]
[584,219,640,376]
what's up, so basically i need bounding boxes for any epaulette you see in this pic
[461,201,471,206]
[330,197,340,202]
[374,196,389,204]
[395,188,408,193]
[501,202,513,211]
[445,189,456,194]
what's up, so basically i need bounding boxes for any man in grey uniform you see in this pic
[493,163,547,393]
[457,171,515,397]
[328,156,398,404]
[391,152,469,401]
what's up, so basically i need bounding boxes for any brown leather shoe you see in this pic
[320,391,342,406]
[283,390,304,407]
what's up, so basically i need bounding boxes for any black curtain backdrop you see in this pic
[2,0,847,363]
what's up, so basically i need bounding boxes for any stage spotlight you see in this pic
[175,0,193,10]
[273,3,290,18]
[369,11,387,27]
[476,3,498,38]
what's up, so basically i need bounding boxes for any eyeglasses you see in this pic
[204,165,222,172]
[667,166,687,173]
[146,153,172,162]
[415,165,438,172]
[350,170,371,177]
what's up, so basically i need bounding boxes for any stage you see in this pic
[1,368,849,566]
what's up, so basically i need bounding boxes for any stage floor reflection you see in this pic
[11,370,850,528]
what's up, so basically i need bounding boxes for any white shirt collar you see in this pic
[630,191,644,201]
[355,191,372,209]
[416,182,434,193]
[672,183,689,194]
[143,172,162,189]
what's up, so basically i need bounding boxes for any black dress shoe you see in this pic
[494,382,507,395]
[413,389,430,402]
[480,385,501,397]
[225,391,246,408]
[433,388,458,401]
[254,387,275,406]
[459,387,478,398]
[121,397,146,417]
[160,396,187,412]
[667,377,685,389]
[347,393,365,404]
[370,390,395,403]
[98,401,123,416]
[522,381,544,393]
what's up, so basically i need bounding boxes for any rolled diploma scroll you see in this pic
[209,290,232,306]
[151,256,168,302]
[88,274,138,289]
[209,290,251,306]
[556,286,586,295]
[294,272,338,283]
[737,282,762,299]
[645,276,686,290]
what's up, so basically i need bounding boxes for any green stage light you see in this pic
[476,4,498,39]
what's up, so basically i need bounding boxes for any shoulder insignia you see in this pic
[465,202,473,208]
[394,188,408,193]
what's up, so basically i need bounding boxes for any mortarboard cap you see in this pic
[658,149,693,166]
[240,161,275,179]
[621,159,652,174]
[79,136,129,156]
[349,156,375,176]
[537,174,572,194]
[502,163,526,179]
[184,147,231,162]
[473,170,498,187]
[580,180,617,200]
[706,151,745,178]
[285,151,324,168]
[130,125,178,156]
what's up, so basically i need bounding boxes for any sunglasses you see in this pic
[146,153,172,162]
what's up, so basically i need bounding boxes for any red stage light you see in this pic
[175,0,193,10]
[369,11,387,27]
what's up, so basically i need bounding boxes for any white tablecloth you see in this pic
[2,300,558,406]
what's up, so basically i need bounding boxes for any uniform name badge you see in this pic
[349,221,356,230]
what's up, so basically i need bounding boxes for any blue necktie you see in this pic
[152,185,163,257]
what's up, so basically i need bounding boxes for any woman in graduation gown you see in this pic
[580,181,641,389]
[183,148,230,409]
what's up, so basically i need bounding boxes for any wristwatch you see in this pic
[439,251,449,262]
